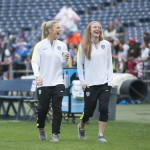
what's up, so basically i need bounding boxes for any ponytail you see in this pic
[41,22,47,40]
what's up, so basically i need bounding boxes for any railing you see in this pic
[9,62,33,79]
[5,60,150,87]
[142,70,150,87]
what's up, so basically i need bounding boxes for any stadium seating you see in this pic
[0,0,150,46]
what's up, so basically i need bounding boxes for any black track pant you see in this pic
[80,83,110,123]
[36,84,65,135]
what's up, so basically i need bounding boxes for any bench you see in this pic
[0,79,37,120]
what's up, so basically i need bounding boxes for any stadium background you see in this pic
[0,1,150,149]
[0,0,150,46]
[0,0,150,102]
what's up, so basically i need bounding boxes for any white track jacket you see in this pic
[31,38,68,86]
[77,40,113,87]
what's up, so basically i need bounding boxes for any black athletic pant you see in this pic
[80,83,110,123]
[36,84,65,135]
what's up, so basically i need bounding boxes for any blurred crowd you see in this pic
[106,19,150,81]
[0,18,150,80]
[0,30,33,78]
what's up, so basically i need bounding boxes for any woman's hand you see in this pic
[65,53,70,60]
[36,76,43,86]
[82,84,89,91]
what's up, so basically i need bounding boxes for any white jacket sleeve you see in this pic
[62,44,69,67]
[31,44,41,78]
[107,42,113,86]
[77,45,86,86]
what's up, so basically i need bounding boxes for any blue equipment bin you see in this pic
[62,96,84,113]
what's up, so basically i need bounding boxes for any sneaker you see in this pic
[39,128,47,140]
[50,133,59,142]
[97,135,107,142]
[77,124,87,140]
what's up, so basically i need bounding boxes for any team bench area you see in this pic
[0,79,37,120]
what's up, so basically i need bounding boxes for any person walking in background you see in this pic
[114,18,125,40]
[143,32,150,46]
[0,42,12,77]
[77,21,113,142]
[68,43,75,60]
[128,37,141,56]
[72,47,78,67]
[112,38,129,73]
[136,52,143,79]
[14,42,29,62]
[138,40,150,79]
[66,32,81,47]
[104,23,116,43]
[127,51,138,77]
[31,20,69,142]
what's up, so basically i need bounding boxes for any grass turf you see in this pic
[0,104,150,150]
[116,104,150,123]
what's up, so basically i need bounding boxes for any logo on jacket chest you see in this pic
[43,48,47,51]
[101,45,105,49]
[57,46,61,51]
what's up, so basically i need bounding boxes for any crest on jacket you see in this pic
[101,45,105,49]
[57,46,61,50]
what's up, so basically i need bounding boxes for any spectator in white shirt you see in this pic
[138,40,150,79]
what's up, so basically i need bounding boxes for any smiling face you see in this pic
[90,22,101,39]
[49,23,61,40]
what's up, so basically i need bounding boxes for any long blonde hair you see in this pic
[41,20,58,40]
[81,21,104,60]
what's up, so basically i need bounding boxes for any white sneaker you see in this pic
[77,124,87,140]
[97,135,107,142]
[39,128,47,140]
[50,133,59,142]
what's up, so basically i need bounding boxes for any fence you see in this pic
[9,62,33,79]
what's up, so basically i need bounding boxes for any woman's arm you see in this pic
[77,45,86,86]
[107,42,113,87]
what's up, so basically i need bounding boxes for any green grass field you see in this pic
[0,104,150,150]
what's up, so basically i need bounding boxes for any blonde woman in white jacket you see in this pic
[32,20,69,142]
[77,21,113,142]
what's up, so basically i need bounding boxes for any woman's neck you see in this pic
[47,35,55,46]
[91,37,100,45]
[142,47,146,50]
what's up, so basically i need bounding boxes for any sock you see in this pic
[99,133,103,137]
